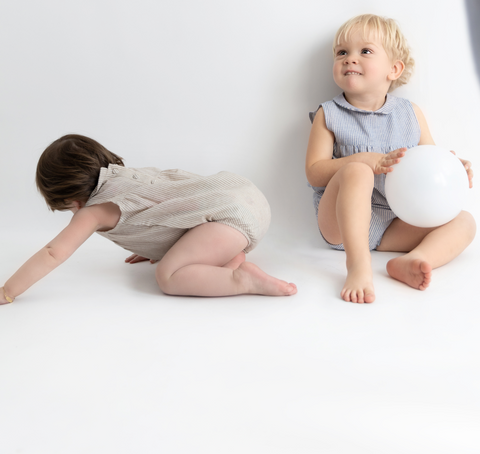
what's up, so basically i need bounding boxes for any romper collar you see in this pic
[333,93,395,115]
[87,165,118,200]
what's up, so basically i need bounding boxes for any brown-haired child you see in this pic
[1,134,296,304]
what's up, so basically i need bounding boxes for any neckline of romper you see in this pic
[86,164,125,234]
[88,164,120,200]
[333,93,395,115]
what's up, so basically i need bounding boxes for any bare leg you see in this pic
[223,252,246,270]
[155,222,297,297]
[318,162,375,303]
[124,252,244,268]
[377,211,476,289]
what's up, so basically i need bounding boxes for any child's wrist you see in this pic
[1,287,15,304]
[358,152,380,170]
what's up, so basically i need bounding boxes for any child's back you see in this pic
[1,134,297,304]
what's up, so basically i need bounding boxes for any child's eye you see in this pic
[336,50,347,56]
[361,48,373,54]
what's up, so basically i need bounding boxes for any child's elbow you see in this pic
[306,163,324,187]
[45,246,70,264]
[305,163,315,183]
[305,169,316,186]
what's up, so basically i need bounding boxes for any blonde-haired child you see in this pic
[1,134,297,304]
[306,14,475,303]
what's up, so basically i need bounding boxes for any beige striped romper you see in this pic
[85,164,271,261]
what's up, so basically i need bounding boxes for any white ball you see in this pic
[385,145,469,228]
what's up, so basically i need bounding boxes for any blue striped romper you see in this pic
[309,93,421,251]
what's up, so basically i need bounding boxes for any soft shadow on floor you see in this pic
[0,232,479,454]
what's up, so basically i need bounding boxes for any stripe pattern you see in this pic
[85,165,271,260]
[309,93,421,250]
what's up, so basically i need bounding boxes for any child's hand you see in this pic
[125,254,158,264]
[372,147,407,175]
[450,150,474,188]
[0,287,12,305]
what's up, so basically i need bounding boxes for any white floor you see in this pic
[1,229,479,454]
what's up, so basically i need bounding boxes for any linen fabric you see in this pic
[85,164,271,260]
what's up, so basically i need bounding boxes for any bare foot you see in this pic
[223,252,246,270]
[387,256,432,290]
[234,262,297,296]
[341,263,375,304]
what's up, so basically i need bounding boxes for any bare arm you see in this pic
[0,204,114,303]
[412,103,435,145]
[305,107,406,187]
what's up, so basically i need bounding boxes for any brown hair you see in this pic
[36,134,124,211]
[333,14,414,91]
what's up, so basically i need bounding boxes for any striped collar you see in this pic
[333,93,395,115]
[88,165,111,200]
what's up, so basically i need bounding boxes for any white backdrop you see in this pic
[1,0,478,239]
[1,2,480,453]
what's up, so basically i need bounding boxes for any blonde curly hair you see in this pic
[333,14,414,92]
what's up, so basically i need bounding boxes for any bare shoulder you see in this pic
[410,102,435,146]
[82,202,121,231]
[311,106,327,128]
[411,102,424,117]
[410,102,429,128]
[46,203,121,252]
[307,107,334,155]
[44,206,107,259]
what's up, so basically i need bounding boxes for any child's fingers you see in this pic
[389,151,406,161]
[380,148,407,173]
[467,168,474,188]
[384,157,402,166]
[125,253,136,263]
[125,254,150,264]
[381,149,405,167]
[457,158,474,188]
[377,157,401,173]
[390,147,407,156]
[374,149,406,174]
[448,152,473,186]
[0,295,12,304]
[375,164,394,174]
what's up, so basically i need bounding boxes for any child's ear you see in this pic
[72,201,85,210]
[388,60,405,81]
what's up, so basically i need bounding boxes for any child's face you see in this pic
[333,29,398,98]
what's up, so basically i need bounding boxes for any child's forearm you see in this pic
[3,247,64,300]
[1,206,102,303]
[307,152,379,187]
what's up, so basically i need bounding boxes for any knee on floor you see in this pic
[155,264,176,295]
